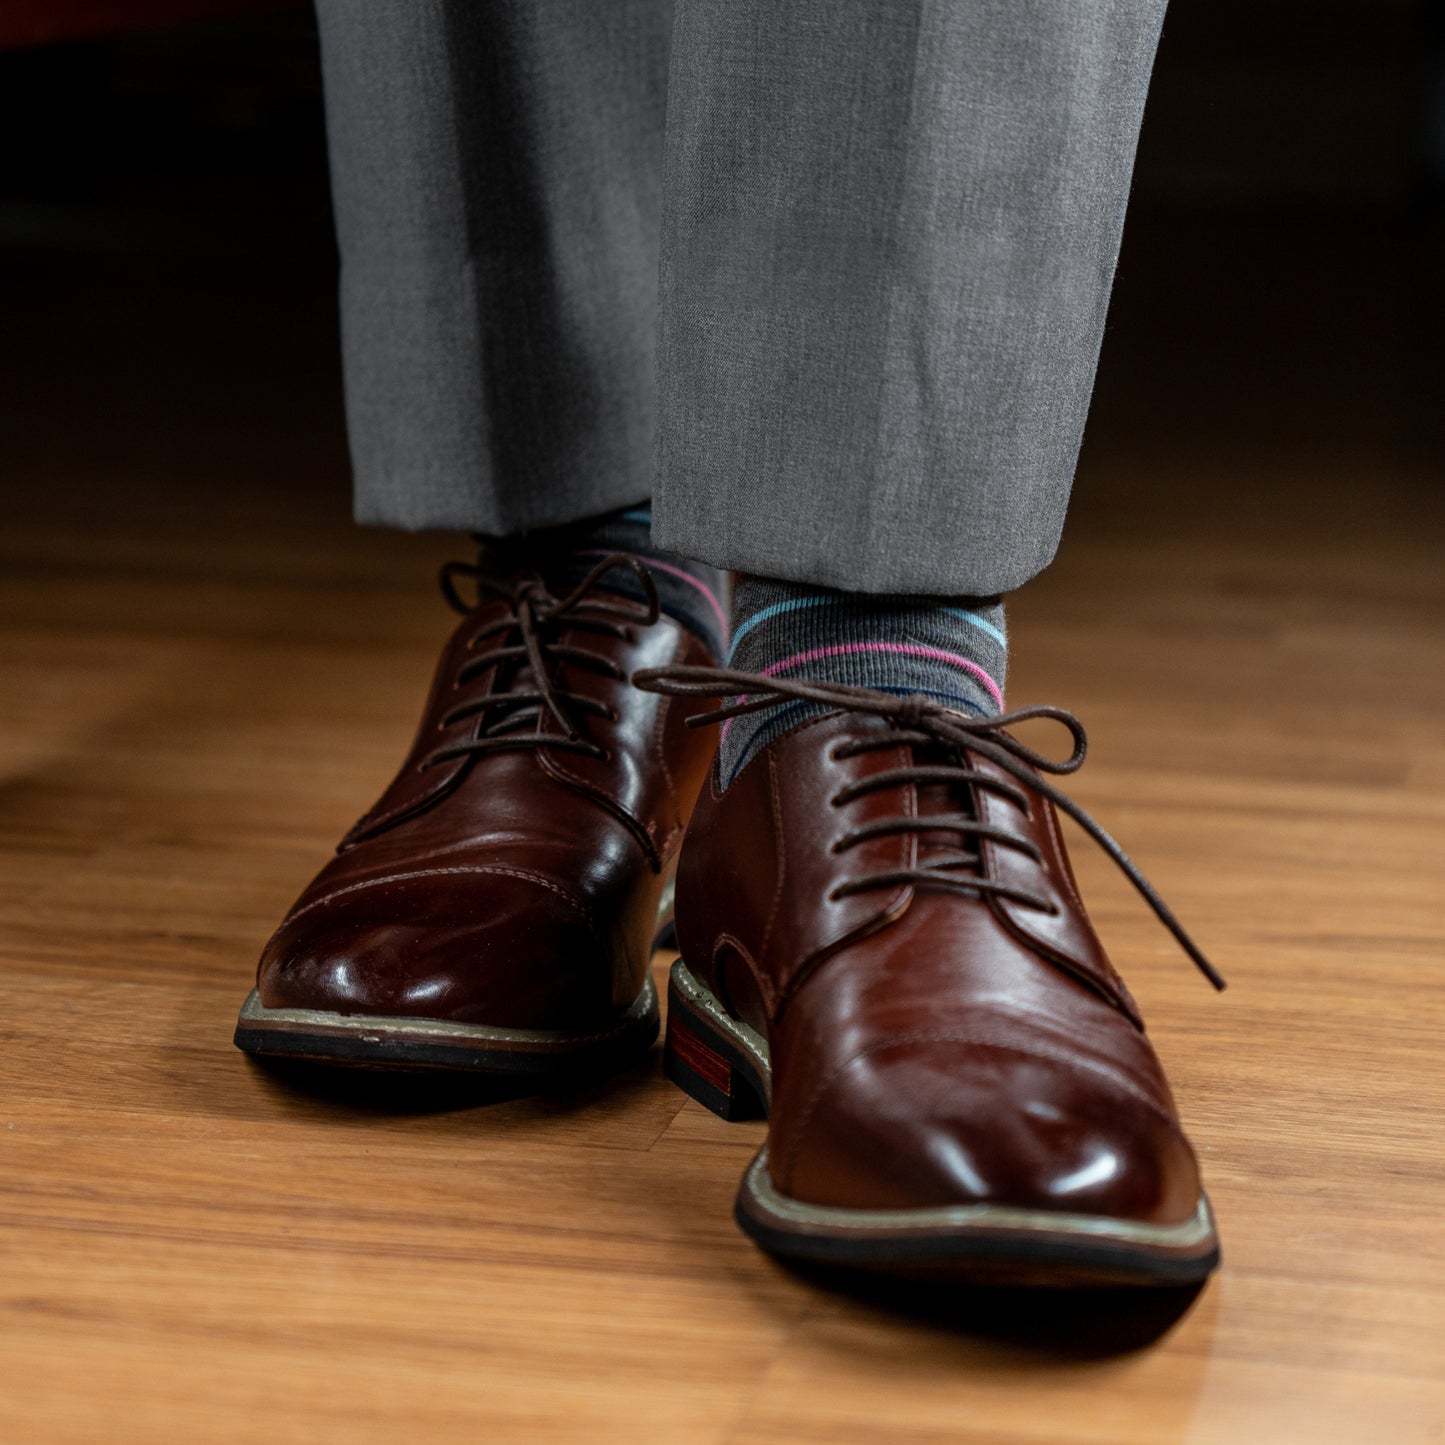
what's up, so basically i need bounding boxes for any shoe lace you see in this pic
[632,665,1225,991]
[418,544,660,770]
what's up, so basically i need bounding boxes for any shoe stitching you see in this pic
[758,748,787,970]
[716,708,854,795]
[713,931,777,1018]
[652,677,680,843]
[254,980,657,1046]
[776,1029,1185,1193]
[1036,788,1086,916]
[282,865,601,943]
[539,729,663,876]
[536,752,662,873]
[771,738,916,1022]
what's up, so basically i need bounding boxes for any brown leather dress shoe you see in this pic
[634,666,1224,1286]
[234,552,716,1077]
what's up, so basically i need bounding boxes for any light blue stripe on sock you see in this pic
[618,506,653,526]
[942,607,1007,648]
[726,593,833,660]
[732,596,1003,660]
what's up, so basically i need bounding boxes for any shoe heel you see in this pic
[664,972,767,1123]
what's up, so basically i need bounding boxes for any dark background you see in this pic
[2,0,1442,514]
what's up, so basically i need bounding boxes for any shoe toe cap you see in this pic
[776,1035,1201,1226]
[255,869,614,1028]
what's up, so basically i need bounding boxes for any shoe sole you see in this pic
[234,875,677,1077]
[664,958,1221,1287]
[234,972,659,1077]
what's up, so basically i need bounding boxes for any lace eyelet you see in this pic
[825,888,841,903]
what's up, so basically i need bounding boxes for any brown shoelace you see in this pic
[632,665,1225,991]
[418,549,660,769]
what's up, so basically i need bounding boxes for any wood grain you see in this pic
[2,231,1443,1444]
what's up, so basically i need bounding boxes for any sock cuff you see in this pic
[534,503,731,659]
[721,577,1008,785]
[729,581,1006,694]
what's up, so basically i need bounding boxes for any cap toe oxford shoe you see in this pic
[635,669,1222,1288]
[235,555,716,1078]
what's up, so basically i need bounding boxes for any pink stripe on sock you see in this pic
[574,550,728,643]
[761,642,1004,710]
[718,640,1001,748]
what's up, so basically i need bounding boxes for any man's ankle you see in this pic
[718,575,1007,784]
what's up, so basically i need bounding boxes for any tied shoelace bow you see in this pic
[631,665,1225,992]
[418,546,660,770]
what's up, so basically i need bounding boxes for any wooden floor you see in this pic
[2,223,1443,1444]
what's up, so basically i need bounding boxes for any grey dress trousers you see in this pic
[314,0,1167,596]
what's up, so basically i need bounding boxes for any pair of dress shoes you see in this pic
[235,552,1221,1287]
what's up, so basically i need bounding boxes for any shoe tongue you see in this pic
[466,579,555,739]
[489,644,556,739]
[465,550,635,739]
[908,737,986,874]
[546,551,655,616]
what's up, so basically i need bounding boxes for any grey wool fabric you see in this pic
[314,0,1168,598]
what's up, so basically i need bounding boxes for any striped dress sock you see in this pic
[529,503,730,660]
[718,575,1008,786]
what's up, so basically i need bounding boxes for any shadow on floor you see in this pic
[784,1257,1208,1357]
[240,1048,663,1120]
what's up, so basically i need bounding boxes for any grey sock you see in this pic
[718,575,1007,785]
[523,503,730,659]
